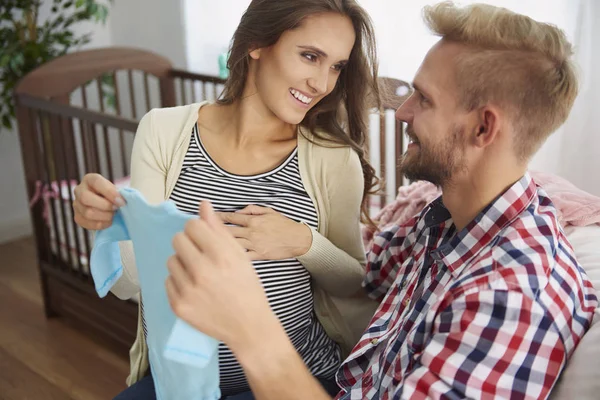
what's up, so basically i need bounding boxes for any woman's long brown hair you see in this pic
[218,0,381,224]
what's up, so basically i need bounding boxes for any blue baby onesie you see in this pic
[90,187,221,400]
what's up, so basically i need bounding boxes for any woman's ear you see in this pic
[249,48,261,60]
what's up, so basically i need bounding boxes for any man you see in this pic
[166,2,598,399]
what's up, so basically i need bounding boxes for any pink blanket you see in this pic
[530,171,600,227]
[362,171,600,249]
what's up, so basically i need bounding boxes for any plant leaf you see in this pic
[0,0,114,130]
[2,114,13,130]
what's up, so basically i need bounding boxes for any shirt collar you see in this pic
[425,173,537,277]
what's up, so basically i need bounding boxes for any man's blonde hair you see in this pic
[423,2,578,160]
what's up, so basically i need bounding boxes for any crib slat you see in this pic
[79,117,94,174]
[128,70,137,120]
[212,83,218,101]
[38,111,65,268]
[79,86,91,172]
[202,82,207,102]
[80,86,100,174]
[363,126,372,213]
[97,78,115,182]
[395,121,403,192]
[191,79,197,103]
[66,115,88,277]
[57,113,80,192]
[51,113,77,270]
[29,108,53,263]
[180,78,186,105]
[112,71,128,178]
[72,114,99,274]
[379,110,387,208]
[78,120,94,269]
[80,84,88,109]
[58,114,87,276]
[83,120,102,176]
[144,72,151,113]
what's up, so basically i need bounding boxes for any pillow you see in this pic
[361,172,600,252]
[531,171,600,227]
[549,225,600,399]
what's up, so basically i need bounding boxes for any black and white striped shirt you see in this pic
[144,123,341,395]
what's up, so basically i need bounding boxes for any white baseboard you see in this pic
[0,216,33,245]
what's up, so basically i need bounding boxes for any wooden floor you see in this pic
[0,237,129,400]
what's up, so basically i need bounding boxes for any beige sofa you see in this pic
[549,225,600,399]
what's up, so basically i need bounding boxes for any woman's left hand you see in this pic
[217,205,312,261]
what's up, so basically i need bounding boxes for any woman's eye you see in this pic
[302,53,317,62]
[332,64,344,72]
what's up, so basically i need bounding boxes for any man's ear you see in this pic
[473,106,501,149]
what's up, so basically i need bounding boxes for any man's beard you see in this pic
[400,124,466,187]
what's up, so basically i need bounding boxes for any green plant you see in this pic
[0,0,113,131]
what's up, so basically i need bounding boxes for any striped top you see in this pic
[146,123,341,395]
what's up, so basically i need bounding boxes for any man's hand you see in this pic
[166,201,281,352]
[166,201,334,400]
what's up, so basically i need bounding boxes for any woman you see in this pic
[73,0,381,398]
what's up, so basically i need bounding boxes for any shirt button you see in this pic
[403,298,410,307]
[401,281,407,288]
[370,338,378,345]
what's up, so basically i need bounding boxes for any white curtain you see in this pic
[549,0,600,196]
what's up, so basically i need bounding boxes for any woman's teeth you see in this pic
[290,89,312,105]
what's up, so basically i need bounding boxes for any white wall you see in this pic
[109,0,187,68]
[0,2,112,244]
[183,0,249,75]
[0,129,33,243]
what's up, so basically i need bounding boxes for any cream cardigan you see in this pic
[111,102,379,385]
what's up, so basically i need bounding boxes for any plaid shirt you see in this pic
[336,174,597,399]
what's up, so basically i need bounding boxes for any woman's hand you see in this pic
[217,205,313,261]
[73,173,125,230]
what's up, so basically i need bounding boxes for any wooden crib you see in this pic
[13,47,410,355]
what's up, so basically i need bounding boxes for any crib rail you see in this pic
[15,94,138,281]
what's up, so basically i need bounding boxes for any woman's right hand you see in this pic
[73,173,126,230]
